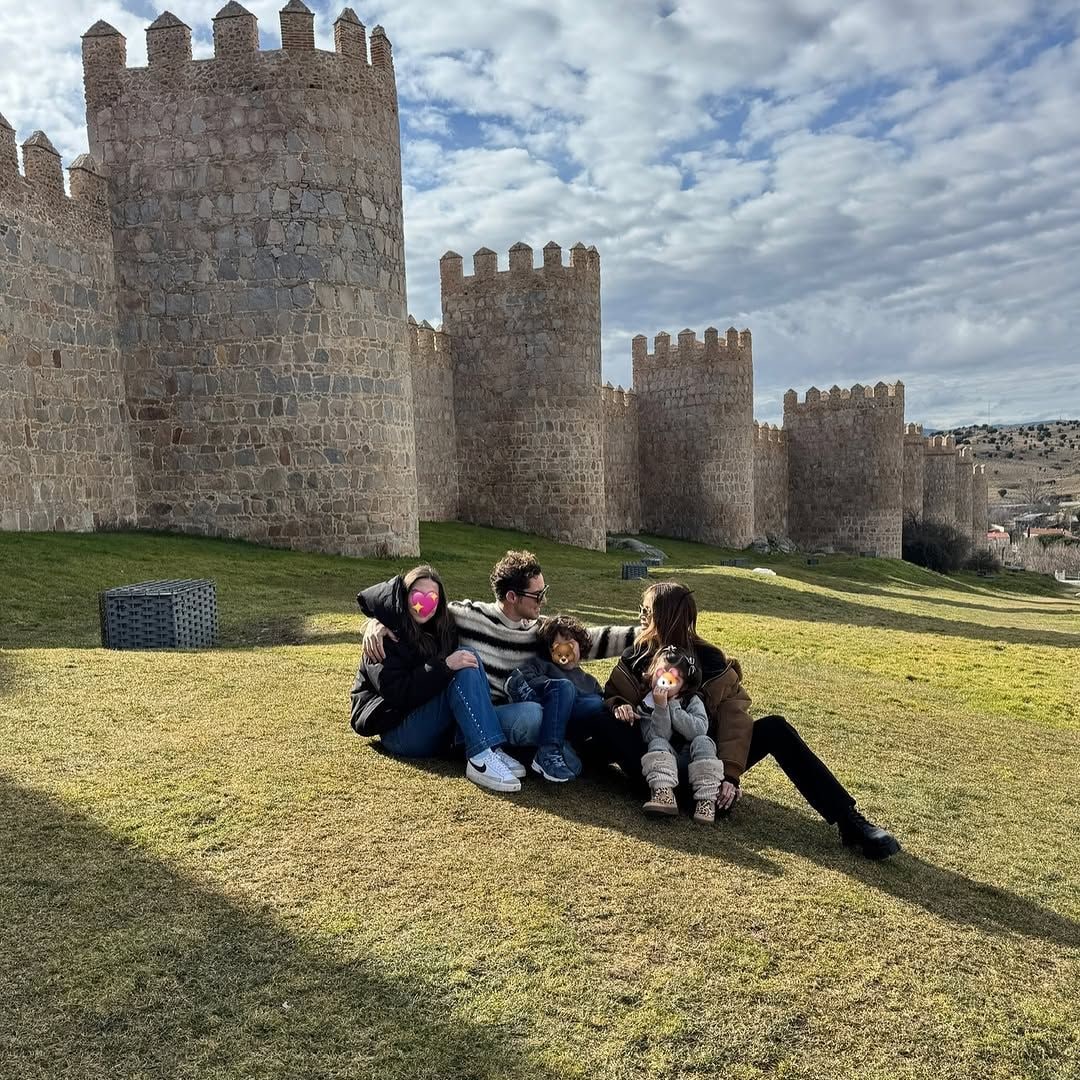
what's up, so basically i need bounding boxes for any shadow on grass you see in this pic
[377,749,1080,951]
[0,776,551,1080]
[765,566,1080,616]
[672,568,1080,649]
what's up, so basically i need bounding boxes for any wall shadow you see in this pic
[765,567,1079,615]
[371,747,1080,951]
[670,568,1080,649]
[0,776,552,1080]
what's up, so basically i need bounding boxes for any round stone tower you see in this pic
[81,4,417,556]
[631,326,755,548]
[439,241,606,550]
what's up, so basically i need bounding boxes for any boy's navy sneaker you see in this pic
[531,745,575,782]
[562,741,583,778]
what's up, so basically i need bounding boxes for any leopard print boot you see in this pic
[643,786,679,816]
[693,798,716,824]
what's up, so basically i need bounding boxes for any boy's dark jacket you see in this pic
[514,655,603,696]
[349,576,457,735]
[603,641,754,781]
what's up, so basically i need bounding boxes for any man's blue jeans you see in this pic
[381,655,509,759]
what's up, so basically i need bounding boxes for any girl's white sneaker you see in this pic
[466,748,522,793]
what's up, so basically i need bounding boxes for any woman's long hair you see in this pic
[399,564,457,660]
[637,581,708,658]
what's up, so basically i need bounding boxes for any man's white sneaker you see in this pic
[466,749,522,793]
[492,746,527,778]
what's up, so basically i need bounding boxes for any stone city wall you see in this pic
[409,316,458,521]
[922,435,957,526]
[971,463,988,541]
[955,445,973,543]
[602,383,640,534]
[783,382,905,557]
[753,421,788,539]
[0,119,136,533]
[632,327,754,548]
[81,5,418,557]
[903,422,924,518]
[439,241,606,551]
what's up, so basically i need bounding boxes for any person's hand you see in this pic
[445,649,480,671]
[652,686,669,706]
[614,703,637,723]
[362,619,397,662]
[716,780,741,811]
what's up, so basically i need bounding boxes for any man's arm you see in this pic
[361,618,397,663]
[584,624,636,660]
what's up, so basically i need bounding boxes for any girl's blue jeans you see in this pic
[380,652,542,760]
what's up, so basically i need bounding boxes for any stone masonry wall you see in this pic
[903,423,924,518]
[783,382,905,557]
[0,119,136,532]
[439,242,606,551]
[753,422,788,538]
[972,463,988,541]
[955,445,973,543]
[81,6,418,557]
[632,328,754,548]
[922,435,957,526]
[602,383,640,534]
[409,316,458,521]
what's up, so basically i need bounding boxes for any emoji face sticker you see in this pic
[551,640,578,667]
[653,666,684,694]
[409,588,439,621]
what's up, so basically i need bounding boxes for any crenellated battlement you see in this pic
[904,422,924,439]
[82,5,395,113]
[783,381,904,414]
[407,315,451,367]
[631,325,752,368]
[439,241,599,294]
[601,382,637,408]
[0,119,111,238]
[926,433,957,454]
[753,421,786,445]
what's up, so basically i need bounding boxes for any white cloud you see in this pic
[1,0,1077,426]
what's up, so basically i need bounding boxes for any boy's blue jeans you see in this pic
[505,673,607,749]
[382,653,529,760]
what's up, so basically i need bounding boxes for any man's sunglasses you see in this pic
[519,587,549,601]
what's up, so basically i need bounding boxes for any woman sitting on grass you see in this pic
[604,581,900,859]
[354,564,526,794]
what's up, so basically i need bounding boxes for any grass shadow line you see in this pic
[366,746,1080,951]
[0,774,555,1080]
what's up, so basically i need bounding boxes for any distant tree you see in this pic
[1020,477,1053,507]
[998,488,1008,498]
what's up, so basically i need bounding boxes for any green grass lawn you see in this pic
[1,522,1078,1080]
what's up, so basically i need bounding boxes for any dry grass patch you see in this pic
[1,524,1078,1079]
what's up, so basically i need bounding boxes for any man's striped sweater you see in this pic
[449,600,637,704]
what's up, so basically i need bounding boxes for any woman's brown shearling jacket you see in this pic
[604,643,755,781]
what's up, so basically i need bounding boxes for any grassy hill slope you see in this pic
[1,524,1078,1080]
[944,418,1080,507]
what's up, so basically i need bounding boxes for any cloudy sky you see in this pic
[2,0,1078,426]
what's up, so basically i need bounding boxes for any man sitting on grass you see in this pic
[362,550,641,777]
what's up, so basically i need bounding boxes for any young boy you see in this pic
[505,615,605,782]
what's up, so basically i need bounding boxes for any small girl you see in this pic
[633,647,725,822]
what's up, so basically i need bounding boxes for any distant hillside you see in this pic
[939,419,1080,510]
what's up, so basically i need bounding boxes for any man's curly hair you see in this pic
[490,549,543,600]
[537,614,591,656]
